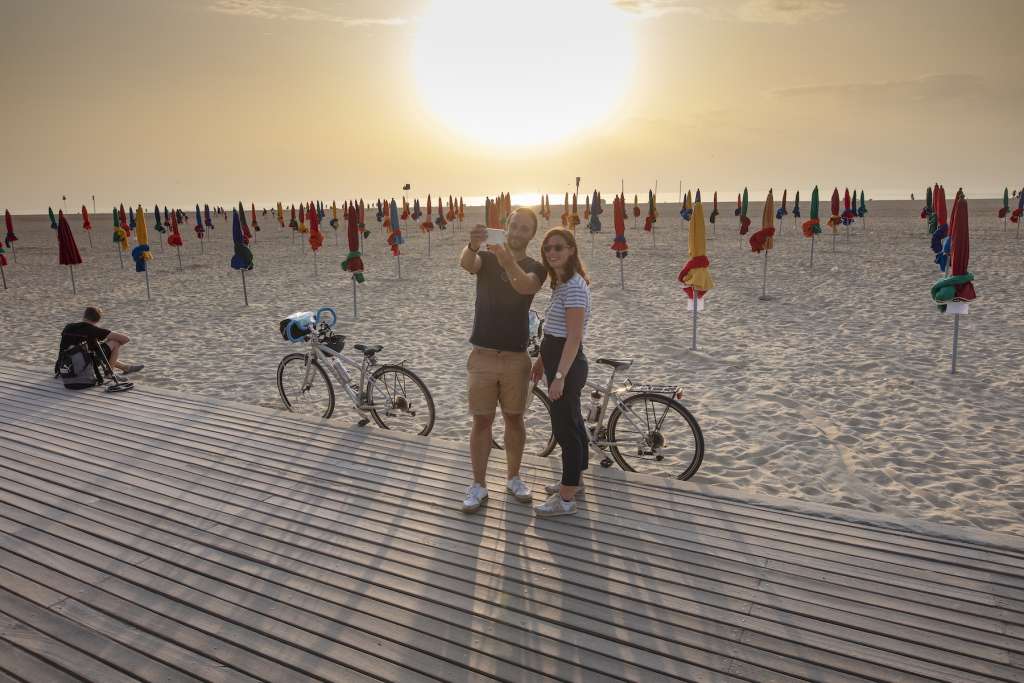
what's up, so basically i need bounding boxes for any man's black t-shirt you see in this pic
[59,322,111,352]
[470,251,547,352]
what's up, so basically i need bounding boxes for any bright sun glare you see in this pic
[412,0,636,149]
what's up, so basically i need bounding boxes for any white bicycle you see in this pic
[276,307,435,436]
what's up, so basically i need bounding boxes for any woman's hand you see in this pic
[548,377,565,401]
[530,358,544,384]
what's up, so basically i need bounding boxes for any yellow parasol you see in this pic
[135,206,152,261]
[680,193,713,294]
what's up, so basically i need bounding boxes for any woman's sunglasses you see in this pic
[543,243,569,253]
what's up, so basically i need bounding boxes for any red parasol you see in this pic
[168,210,183,246]
[948,195,976,301]
[81,206,92,230]
[57,210,82,265]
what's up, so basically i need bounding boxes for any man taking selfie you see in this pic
[458,208,547,513]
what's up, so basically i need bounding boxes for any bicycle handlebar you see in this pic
[315,307,337,327]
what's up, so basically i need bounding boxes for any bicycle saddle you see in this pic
[596,358,632,370]
[355,343,383,355]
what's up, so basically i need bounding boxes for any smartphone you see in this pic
[485,228,506,246]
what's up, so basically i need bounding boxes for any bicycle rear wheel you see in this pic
[367,364,436,436]
[277,353,335,418]
[491,385,556,459]
[607,393,704,480]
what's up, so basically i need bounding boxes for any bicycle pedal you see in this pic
[600,457,613,468]
[357,418,370,427]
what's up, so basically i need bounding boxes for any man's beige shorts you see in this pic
[467,347,531,416]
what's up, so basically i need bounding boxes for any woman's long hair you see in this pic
[540,227,590,290]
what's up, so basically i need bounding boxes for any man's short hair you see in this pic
[83,306,102,323]
[511,207,538,237]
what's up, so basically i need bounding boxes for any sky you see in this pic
[1,0,1022,213]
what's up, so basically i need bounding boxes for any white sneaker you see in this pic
[461,483,488,513]
[544,481,585,496]
[534,492,577,517]
[507,477,533,503]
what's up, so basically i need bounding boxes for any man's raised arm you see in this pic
[460,225,487,274]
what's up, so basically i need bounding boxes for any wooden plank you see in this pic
[6,367,1022,577]
[0,542,383,683]
[0,395,1015,602]
[0,638,82,683]
[4,413,1019,622]
[0,586,209,683]
[0,458,1015,683]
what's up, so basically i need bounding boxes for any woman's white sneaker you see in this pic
[534,492,577,517]
[461,483,488,513]
[544,481,585,496]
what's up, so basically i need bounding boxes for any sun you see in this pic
[412,0,636,149]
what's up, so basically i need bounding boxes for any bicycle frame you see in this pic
[299,332,376,412]
[584,364,681,451]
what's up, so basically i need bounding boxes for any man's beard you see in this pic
[507,235,528,251]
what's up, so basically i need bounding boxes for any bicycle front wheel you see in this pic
[367,365,436,436]
[277,353,335,419]
[607,393,704,480]
[491,385,556,459]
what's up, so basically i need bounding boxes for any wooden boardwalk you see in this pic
[1,363,1022,682]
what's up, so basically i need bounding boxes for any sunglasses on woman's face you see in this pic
[543,243,568,253]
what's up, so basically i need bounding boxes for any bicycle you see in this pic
[494,311,705,480]
[276,307,436,436]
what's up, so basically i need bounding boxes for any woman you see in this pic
[531,228,591,517]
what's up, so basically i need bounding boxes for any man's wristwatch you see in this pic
[554,371,564,380]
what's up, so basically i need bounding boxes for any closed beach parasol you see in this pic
[827,187,841,252]
[57,210,83,293]
[561,192,569,227]
[775,188,788,221]
[194,204,205,253]
[802,186,822,269]
[587,189,602,233]
[152,204,164,240]
[277,201,285,228]
[230,208,254,305]
[644,189,657,234]
[251,203,260,232]
[1012,187,1024,240]
[679,190,713,349]
[111,207,127,269]
[921,186,932,220]
[298,203,308,235]
[793,190,801,219]
[4,210,17,263]
[679,190,693,222]
[931,194,977,373]
[168,208,184,270]
[343,199,367,316]
[632,193,640,228]
[738,187,751,236]
[309,201,324,275]
[80,205,93,248]
[750,189,775,300]
[49,207,57,230]
[133,206,154,299]
[611,193,629,284]
[238,201,253,242]
[436,193,448,231]
[931,186,950,270]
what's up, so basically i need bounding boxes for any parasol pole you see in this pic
[1,260,6,290]
[951,313,960,374]
[92,195,96,215]
[428,230,431,257]
[758,249,770,301]
[691,295,699,351]
[241,269,249,306]
[618,258,624,289]
[832,230,836,254]
[200,237,204,255]
[9,242,14,263]
[809,233,816,270]
[352,275,358,319]
[116,245,123,269]
[144,268,151,300]
[176,246,182,272]
[314,250,318,276]
[397,254,401,280]
[87,231,93,249]
[69,265,77,294]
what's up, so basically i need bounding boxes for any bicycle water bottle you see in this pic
[586,390,602,424]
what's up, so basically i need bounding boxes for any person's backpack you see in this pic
[56,342,102,390]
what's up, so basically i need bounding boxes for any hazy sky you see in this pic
[2,0,1022,212]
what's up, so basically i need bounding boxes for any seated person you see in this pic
[57,306,143,376]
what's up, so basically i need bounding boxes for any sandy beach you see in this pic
[3,198,1022,535]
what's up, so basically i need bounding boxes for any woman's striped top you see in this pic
[544,273,591,338]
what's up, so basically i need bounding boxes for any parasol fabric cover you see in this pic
[921,186,932,220]
[858,190,867,217]
[153,204,165,233]
[793,190,801,218]
[1011,187,1024,223]
[308,201,324,251]
[168,210,183,246]
[421,195,434,232]
[827,187,841,231]
[632,194,640,218]
[679,190,693,221]
[587,190,603,233]
[194,204,205,238]
[644,190,657,231]
[4,210,17,246]
[129,209,136,230]
[251,203,260,231]
[436,193,448,230]
[81,206,92,230]
[998,188,1009,218]
[133,206,153,271]
[709,191,719,224]
[49,207,57,230]
[679,191,713,298]
[802,186,822,236]
[57,211,83,266]
[230,210,254,270]
[749,189,775,253]
[611,194,628,258]
[112,208,128,251]
[739,187,751,234]
[775,189,788,220]
[342,200,366,281]
[840,188,855,225]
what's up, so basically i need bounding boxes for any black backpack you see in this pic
[56,342,102,390]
